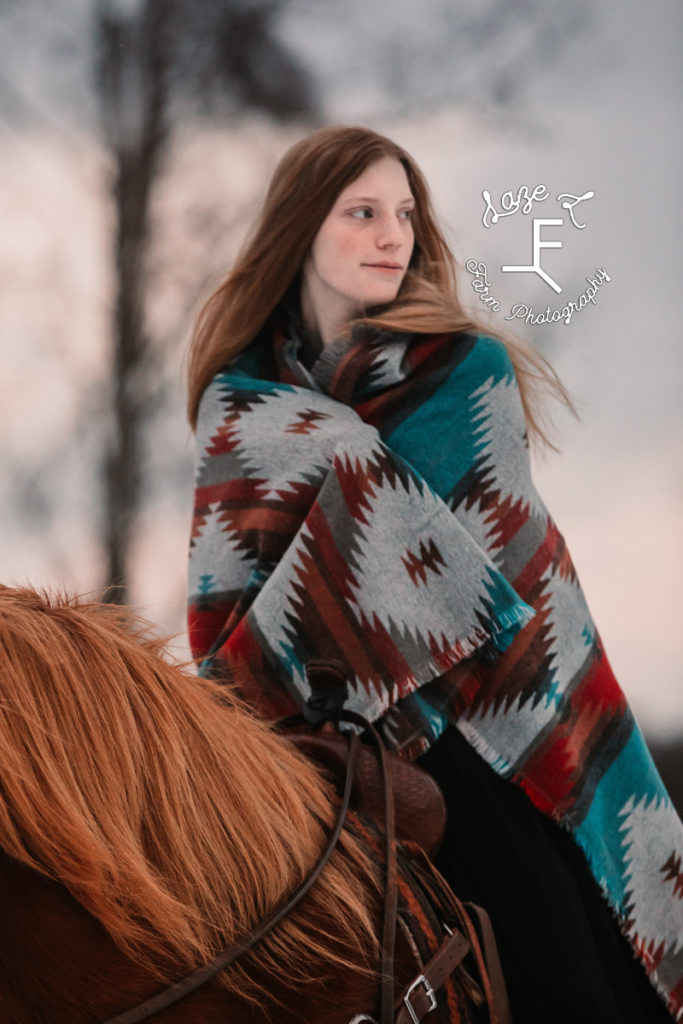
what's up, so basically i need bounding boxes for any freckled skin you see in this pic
[300,156,416,346]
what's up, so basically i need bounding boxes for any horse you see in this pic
[0,585,505,1023]
[0,585,391,1022]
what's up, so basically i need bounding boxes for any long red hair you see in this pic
[0,585,380,1009]
[186,124,574,445]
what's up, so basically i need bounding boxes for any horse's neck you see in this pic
[0,850,382,1023]
[0,850,161,1023]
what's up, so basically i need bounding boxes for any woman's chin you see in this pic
[361,287,401,309]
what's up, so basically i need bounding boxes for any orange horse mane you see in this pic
[0,586,381,1009]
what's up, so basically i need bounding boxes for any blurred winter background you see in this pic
[0,0,680,787]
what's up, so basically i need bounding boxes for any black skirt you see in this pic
[416,725,673,1024]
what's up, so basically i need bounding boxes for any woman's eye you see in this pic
[347,206,414,221]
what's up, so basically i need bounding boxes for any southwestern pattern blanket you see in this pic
[188,321,683,1017]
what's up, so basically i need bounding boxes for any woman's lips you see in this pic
[363,263,402,272]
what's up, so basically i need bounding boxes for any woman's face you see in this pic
[300,156,415,339]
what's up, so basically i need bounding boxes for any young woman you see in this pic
[186,125,681,1022]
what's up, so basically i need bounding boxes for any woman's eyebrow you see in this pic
[342,195,415,204]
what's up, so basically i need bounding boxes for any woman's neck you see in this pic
[299,280,360,348]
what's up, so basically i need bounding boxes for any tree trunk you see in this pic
[97,0,171,601]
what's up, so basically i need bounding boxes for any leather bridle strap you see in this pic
[394,931,470,1024]
[333,708,398,1024]
[281,696,400,1024]
[378,732,398,1024]
[392,906,512,1024]
[100,731,360,1024]
[462,903,513,1024]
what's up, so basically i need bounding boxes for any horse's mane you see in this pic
[0,586,381,1008]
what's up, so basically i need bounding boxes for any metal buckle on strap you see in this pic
[403,974,437,1024]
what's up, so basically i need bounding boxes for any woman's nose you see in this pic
[375,214,404,247]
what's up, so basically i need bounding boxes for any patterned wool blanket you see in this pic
[188,320,683,1016]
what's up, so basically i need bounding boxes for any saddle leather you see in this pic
[289,659,447,860]
[292,725,447,859]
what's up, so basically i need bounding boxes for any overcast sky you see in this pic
[0,0,680,736]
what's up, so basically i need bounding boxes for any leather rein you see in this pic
[100,692,508,1024]
[100,715,361,1024]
